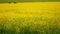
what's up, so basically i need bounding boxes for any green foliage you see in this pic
[0,0,60,3]
[0,16,60,34]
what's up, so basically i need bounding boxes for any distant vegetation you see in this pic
[0,0,60,3]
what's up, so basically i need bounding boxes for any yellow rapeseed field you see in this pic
[0,2,60,34]
[0,2,60,17]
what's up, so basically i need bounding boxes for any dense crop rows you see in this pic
[0,16,60,34]
[0,2,60,34]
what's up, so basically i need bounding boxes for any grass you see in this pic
[0,2,60,34]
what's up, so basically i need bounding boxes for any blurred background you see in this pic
[0,0,60,3]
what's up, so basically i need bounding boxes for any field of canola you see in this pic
[0,2,60,34]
